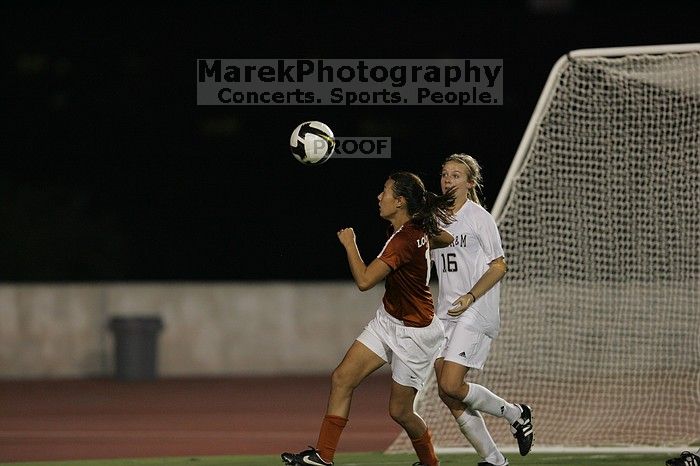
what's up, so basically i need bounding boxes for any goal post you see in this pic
[387,44,700,453]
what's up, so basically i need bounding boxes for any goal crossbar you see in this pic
[492,42,700,221]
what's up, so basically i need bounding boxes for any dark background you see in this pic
[3,1,698,281]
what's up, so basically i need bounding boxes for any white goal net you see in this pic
[388,44,700,452]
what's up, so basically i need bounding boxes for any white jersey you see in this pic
[431,200,504,338]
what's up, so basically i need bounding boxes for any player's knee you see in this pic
[438,385,467,415]
[438,377,464,401]
[438,386,454,405]
[388,401,413,426]
[330,366,358,391]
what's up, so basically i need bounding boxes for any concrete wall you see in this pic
[0,282,390,379]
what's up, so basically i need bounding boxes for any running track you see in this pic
[0,374,400,462]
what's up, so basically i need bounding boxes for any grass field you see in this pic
[1,452,675,466]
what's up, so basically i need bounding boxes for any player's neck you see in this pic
[451,196,468,214]
[390,212,411,231]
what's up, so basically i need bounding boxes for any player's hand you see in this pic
[447,293,475,317]
[337,227,356,248]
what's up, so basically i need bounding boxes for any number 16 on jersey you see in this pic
[439,252,458,272]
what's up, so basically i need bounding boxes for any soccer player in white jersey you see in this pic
[431,154,534,466]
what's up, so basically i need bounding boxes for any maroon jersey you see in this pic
[377,221,434,327]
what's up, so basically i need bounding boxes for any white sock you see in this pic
[462,383,520,424]
[456,409,507,465]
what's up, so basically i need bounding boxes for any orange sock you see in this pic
[316,414,348,463]
[410,429,439,466]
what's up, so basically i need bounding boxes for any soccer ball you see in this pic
[290,121,335,165]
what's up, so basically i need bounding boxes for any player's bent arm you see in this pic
[429,229,454,249]
[344,249,392,291]
[467,256,507,302]
[337,227,391,291]
[447,256,507,316]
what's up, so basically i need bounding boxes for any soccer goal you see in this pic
[388,43,700,453]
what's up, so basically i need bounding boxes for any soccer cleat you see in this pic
[281,446,333,466]
[477,459,508,466]
[280,450,299,465]
[666,451,700,466]
[509,404,534,456]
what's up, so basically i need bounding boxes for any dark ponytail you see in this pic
[389,172,455,236]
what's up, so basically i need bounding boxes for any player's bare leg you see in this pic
[438,358,533,457]
[435,357,508,465]
[389,381,439,466]
[282,340,384,466]
[325,340,386,418]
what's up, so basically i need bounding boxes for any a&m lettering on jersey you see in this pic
[450,234,468,247]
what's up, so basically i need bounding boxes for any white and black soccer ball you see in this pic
[290,121,335,165]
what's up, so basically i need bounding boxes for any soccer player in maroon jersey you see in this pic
[282,172,454,466]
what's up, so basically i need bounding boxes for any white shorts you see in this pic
[357,304,445,390]
[440,319,493,370]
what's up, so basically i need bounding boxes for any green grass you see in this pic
[2,452,674,466]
